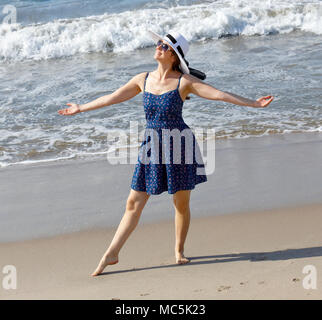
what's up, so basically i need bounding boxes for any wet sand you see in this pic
[0,132,321,243]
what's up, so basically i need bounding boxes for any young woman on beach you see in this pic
[58,30,273,277]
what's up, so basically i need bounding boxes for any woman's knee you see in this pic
[126,190,149,215]
[173,201,190,213]
[173,190,191,211]
[173,192,191,212]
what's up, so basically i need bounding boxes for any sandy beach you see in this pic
[1,132,322,300]
[1,203,322,300]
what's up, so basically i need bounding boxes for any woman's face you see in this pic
[154,40,176,64]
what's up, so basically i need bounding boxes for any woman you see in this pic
[58,30,273,277]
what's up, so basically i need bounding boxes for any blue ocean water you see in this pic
[0,0,321,167]
[0,0,196,25]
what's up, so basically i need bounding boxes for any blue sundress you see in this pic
[130,71,207,195]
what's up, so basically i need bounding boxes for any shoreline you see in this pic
[1,130,321,171]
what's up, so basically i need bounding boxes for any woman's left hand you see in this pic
[253,96,274,108]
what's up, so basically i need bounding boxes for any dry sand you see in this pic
[1,202,322,300]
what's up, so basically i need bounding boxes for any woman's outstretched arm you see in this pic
[57,73,145,116]
[186,74,274,108]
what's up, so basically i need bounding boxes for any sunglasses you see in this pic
[156,40,173,52]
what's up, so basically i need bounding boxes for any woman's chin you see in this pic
[154,55,162,62]
[154,52,162,59]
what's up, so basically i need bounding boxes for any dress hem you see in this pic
[131,177,207,196]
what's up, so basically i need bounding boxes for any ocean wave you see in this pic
[0,0,321,63]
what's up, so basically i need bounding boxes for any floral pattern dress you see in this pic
[131,71,207,195]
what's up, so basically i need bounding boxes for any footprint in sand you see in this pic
[217,285,231,292]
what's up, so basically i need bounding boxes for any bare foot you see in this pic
[91,254,119,276]
[175,252,190,265]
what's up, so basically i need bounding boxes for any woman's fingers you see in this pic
[58,103,75,115]
[259,95,272,101]
[262,96,274,107]
[58,109,70,115]
[254,95,274,108]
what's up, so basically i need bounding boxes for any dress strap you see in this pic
[143,72,149,92]
[177,73,183,89]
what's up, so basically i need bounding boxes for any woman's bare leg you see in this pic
[173,190,191,264]
[91,189,150,276]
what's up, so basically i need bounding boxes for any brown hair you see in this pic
[171,50,190,100]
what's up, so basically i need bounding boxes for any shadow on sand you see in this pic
[97,246,322,276]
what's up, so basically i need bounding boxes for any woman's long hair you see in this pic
[171,51,191,100]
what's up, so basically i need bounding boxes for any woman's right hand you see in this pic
[57,103,81,116]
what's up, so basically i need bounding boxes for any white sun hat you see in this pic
[147,30,190,74]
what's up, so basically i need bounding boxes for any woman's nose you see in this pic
[156,42,164,49]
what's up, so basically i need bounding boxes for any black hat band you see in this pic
[166,33,185,58]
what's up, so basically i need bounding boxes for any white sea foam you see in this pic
[0,0,321,63]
